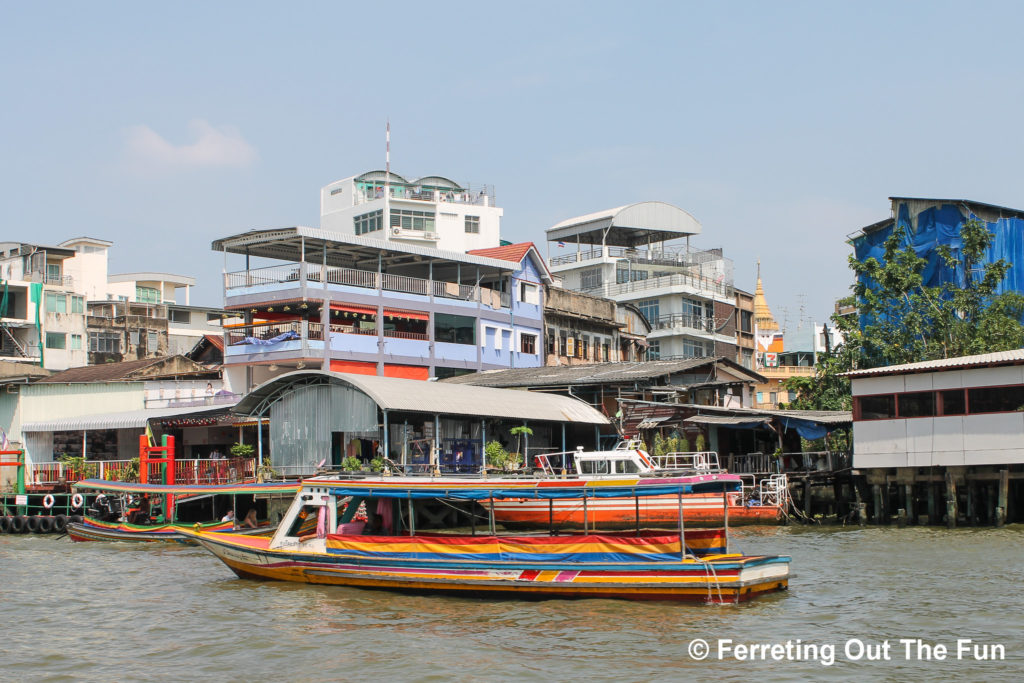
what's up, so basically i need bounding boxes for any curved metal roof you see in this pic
[413,175,464,190]
[234,370,610,424]
[546,201,702,247]
[354,170,409,184]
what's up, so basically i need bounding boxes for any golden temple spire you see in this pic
[753,260,779,332]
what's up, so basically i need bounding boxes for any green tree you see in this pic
[785,218,1024,410]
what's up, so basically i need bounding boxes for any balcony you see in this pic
[352,183,496,208]
[224,263,511,308]
[650,313,725,334]
[582,271,731,299]
[549,245,726,269]
[225,320,430,348]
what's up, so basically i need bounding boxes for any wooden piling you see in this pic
[803,480,812,519]
[927,481,936,525]
[944,471,957,529]
[967,481,976,525]
[996,470,1008,528]
[904,484,914,524]
[872,484,882,524]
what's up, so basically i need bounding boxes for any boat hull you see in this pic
[491,492,784,529]
[184,531,790,604]
[67,519,234,544]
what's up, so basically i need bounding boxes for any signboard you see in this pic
[764,353,779,368]
[15,495,27,506]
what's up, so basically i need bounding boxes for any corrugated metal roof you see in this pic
[545,201,702,246]
[22,403,238,432]
[211,226,519,271]
[439,358,767,388]
[234,371,610,424]
[34,356,215,383]
[843,349,1024,378]
[683,415,770,426]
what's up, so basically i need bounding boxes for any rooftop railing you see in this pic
[582,271,732,298]
[225,263,511,307]
[352,183,496,208]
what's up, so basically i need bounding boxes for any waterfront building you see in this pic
[545,202,737,362]
[0,237,221,370]
[850,197,1024,326]
[734,287,755,370]
[212,229,548,392]
[846,349,1024,525]
[0,356,249,488]
[540,286,650,366]
[320,170,500,254]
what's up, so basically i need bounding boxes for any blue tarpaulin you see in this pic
[232,330,300,346]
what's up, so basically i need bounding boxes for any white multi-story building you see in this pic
[0,237,216,370]
[320,170,502,253]
[545,202,737,362]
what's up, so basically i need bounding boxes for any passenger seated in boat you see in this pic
[240,508,258,529]
[221,509,235,522]
[127,495,151,525]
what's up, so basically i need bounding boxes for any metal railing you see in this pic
[352,184,495,208]
[651,451,722,472]
[549,245,727,269]
[226,263,510,307]
[28,458,257,486]
[651,313,727,334]
[582,271,731,298]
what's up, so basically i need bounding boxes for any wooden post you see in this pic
[872,484,882,524]
[967,480,976,525]
[927,480,936,525]
[803,479,812,519]
[548,498,554,536]
[722,481,730,554]
[408,494,415,536]
[678,490,686,561]
[488,497,496,536]
[945,471,957,529]
[996,470,1008,528]
[904,484,913,524]
[635,492,641,538]
[582,496,588,534]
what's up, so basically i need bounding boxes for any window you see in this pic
[646,340,660,361]
[547,331,556,355]
[147,331,159,349]
[519,282,539,305]
[740,310,753,333]
[434,313,476,345]
[578,459,609,475]
[46,263,61,283]
[757,392,764,403]
[967,385,1024,414]
[71,295,85,314]
[354,209,383,235]
[898,392,935,418]
[603,343,610,362]
[857,395,896,420]
[770,392,778,404]
[580,268,602,290]
[136,286,160,303]
[169,309,191,324]
[581,336,589,360]
[390,209,435,232]
[89,331,120,353]
[207,313,221,323]
[45,292,67,313]
[741,348,754,370]
[559,331,567,356]
[129,330,140,346]
[636,298,659,324]
[681,339,707,357]
[45,332,65,349]
[941,389,966,416]
[70,334,82,350]
[614,459,640,474]
[464,215,480,233]
[520,333,537,354]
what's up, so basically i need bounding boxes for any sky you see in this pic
[4,1,1024,330]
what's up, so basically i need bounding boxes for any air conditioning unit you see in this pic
[392,227,402,235]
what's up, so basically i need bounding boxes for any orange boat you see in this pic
[491,443,788,530]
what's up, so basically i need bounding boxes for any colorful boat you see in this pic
[491,443,788,530]
[180,472,791,603]
[67,480,299,543]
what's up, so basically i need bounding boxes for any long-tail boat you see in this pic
[67,480,299,543]
[490,442,788,530]
[180,471,790,603]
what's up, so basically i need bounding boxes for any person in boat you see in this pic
[221,509,234,522]
[240,508,258,529]
[127,494,151,525]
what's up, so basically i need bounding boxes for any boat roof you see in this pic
[301,473,739,499]
[73,479,300,495]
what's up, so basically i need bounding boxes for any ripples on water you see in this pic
[1,525,1021,682]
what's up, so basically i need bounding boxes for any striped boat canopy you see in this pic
[74,479,300,496]
[326,480,738,500]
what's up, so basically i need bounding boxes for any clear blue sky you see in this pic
[4,1,1024,329]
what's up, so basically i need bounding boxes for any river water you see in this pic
[1,525,1021,682]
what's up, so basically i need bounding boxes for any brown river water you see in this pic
[1,525,1022,682]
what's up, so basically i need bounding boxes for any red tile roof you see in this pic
[467,242,537,263]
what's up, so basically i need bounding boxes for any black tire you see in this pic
[0,516,10,533]
[25,516,41,533]
[10,515,26,533]
[70,515,84,524]
[53,514,68,532]
[36,516,54,533]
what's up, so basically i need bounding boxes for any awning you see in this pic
[684,415,770,427]
[384,308,429,321]
[636,415,672,429]
[22,403,240,433]
[330,302,378,317]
